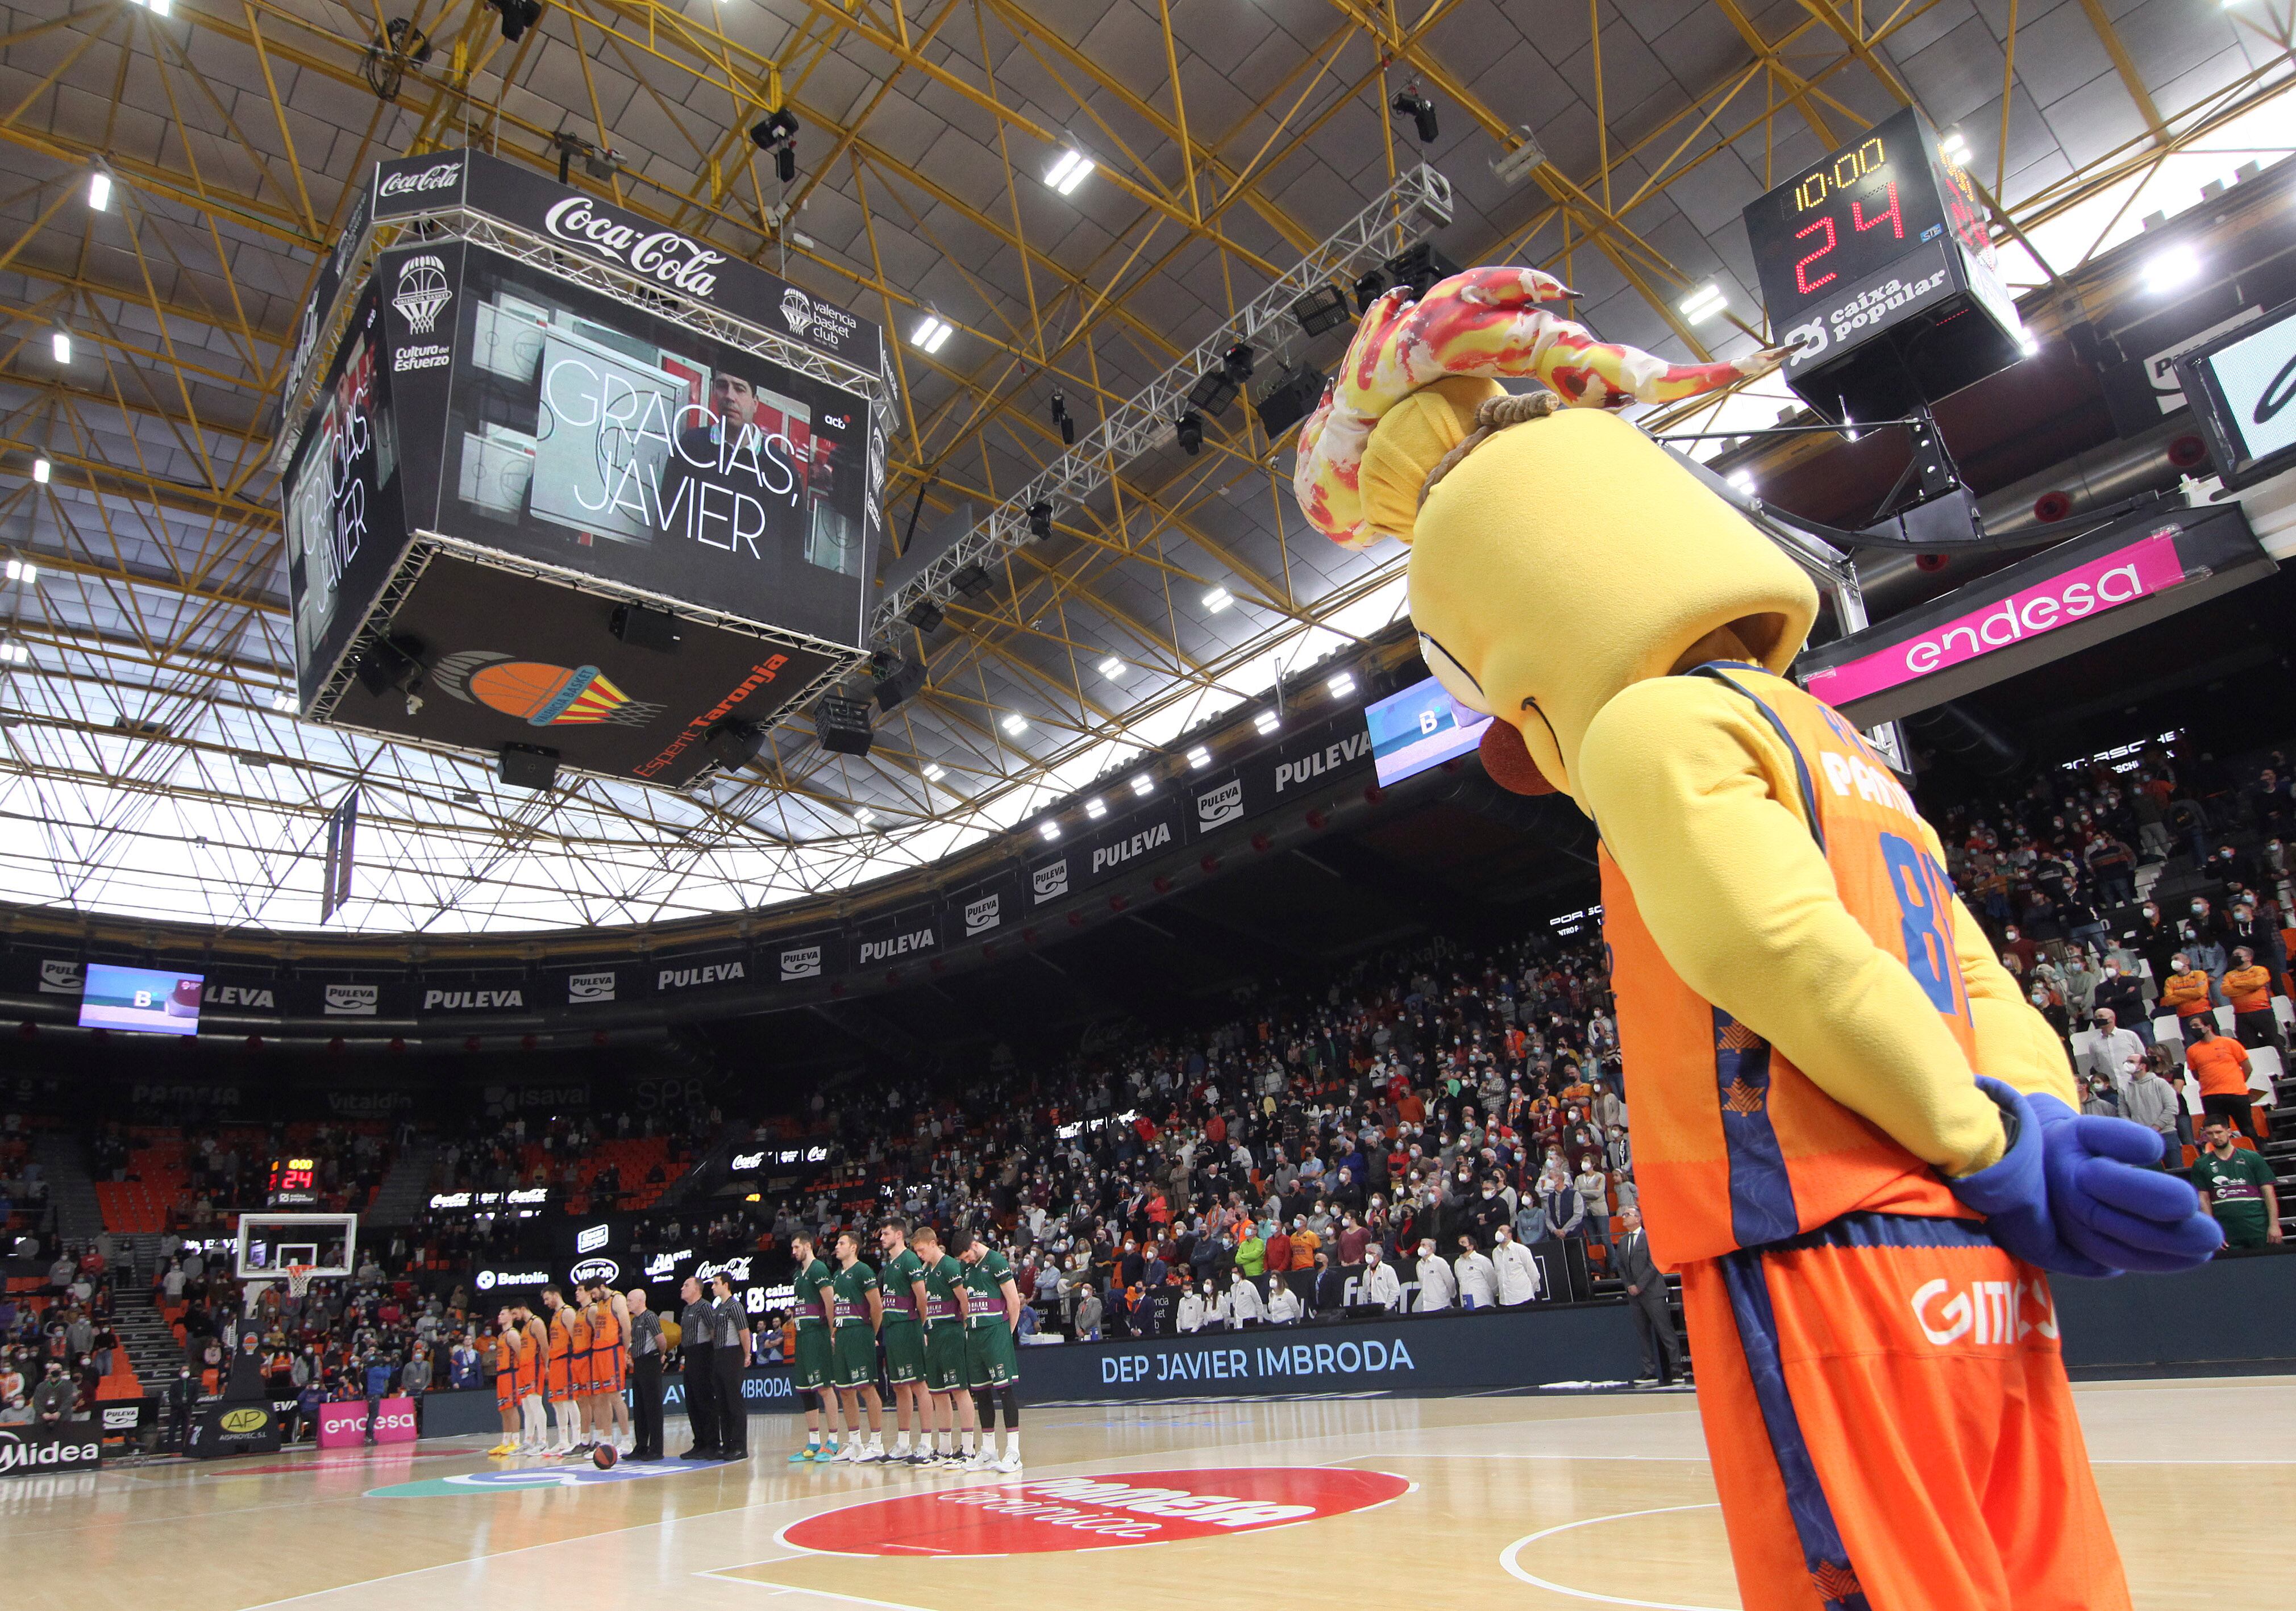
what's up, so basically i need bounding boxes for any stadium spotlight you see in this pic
[922,763,946,782]
[1129,773,1154,797]
[30,460,49,486]
[1678,283,1728,324]
[50,331,72,364]
[1221,343,1256,385]
[1001,713,1029,736]
[1038,820,1061,842]
[1175,409,1204,456]
[87,170,111,211]
[1186,744,1212,769]
[911,314,954,353]
[1327,671,1357,699]
[1050,389,1075,446]
[1727,468,1757,495]
[1026,499,1054,543]
[1290,285,1351,336]
[1186,368,1238,415]
[750,108,799,184]
[1254,710,1282,735]
[1098,656,1124,678]
[1391,86,1439,145]
[1939,126,1971,165]
[2143,247,2200,295]
[1084,796,1107,821]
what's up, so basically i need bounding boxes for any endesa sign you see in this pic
[1797,500,2273,727]
[318,1396,418,1449]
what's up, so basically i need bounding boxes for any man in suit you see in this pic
[1615,1207,1685,1387]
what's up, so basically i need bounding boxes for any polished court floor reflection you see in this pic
[9,1380,2291,1611]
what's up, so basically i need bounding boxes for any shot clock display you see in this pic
[267,1157,321,1207]
[1742,106,2023,423]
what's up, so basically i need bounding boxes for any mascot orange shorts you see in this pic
[1679,1213,2129,1611]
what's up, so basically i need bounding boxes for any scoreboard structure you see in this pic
[1742,106,2025,424]
[273,150,896,791]
[267,1157,320,1208]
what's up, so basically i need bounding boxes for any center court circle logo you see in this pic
[781,1467,1409,1556]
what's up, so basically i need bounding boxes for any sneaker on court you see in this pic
[991,1454,1022,1473]
[964,1450,996,1470]
[809,1445,839,1462]
[855,1446,885,1463]
[841,1442,866,1462]
[907,1450,936,1465]
[789,1447,817,1463]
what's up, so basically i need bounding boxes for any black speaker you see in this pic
[1384,239,1463,299]
[499,743,559,791]
[816,694,874,757]
[610,602,680,651]
[702,719,766,770]
[1253,363,1327,439]
[874,656,927,711]
[354,632,425,697]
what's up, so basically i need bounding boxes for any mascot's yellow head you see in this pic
[1293,267,1815,805]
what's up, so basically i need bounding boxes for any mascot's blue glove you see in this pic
[1952,1076,2223,1277]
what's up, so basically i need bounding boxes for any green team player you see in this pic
[874,1217,932,1465]
[830,1230,887,1463]
[952,1225,1023,1472]
[910,1222,981,1468]
[785,1231,844,1463]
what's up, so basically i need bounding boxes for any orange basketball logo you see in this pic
[431,650,665,729]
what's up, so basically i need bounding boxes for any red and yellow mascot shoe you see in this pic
[1293,266,2222,1611]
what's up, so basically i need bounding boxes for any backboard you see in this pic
[236,1212,358,1280]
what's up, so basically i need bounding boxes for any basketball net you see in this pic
[285,1264,317,1302]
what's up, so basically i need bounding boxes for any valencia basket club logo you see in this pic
[433,651,665,729]
[391,253,452,335]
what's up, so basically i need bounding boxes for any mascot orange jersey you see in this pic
[1604,667,1975,1263]
[1284,265,2214,1611]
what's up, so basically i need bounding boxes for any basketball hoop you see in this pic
[284,1263,317,1301]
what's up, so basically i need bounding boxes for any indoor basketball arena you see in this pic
[4,2,2295,1607]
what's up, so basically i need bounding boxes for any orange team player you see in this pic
[540,1285,579,1454]
[1292,265,2220,1611]
[566,1289,596,1456]
[487,1308,521,1456]
[590,1282,632,1454]
[515,1301,548,1454]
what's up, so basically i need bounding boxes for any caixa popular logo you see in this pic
[570,1257,621,1285]
[542,196,723,299]
[378,159,461,198]
[1032,860,1070,904]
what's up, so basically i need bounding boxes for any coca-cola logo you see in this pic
[542,197,722,299]
[379,160,462,198]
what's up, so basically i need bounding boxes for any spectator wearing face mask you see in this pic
[2184,1017,2261,1140]
[2085,831,2139,906]
[1264,1279,1303,1325]
[1358,1245,1401,1313]
[2224,947,2283,1055]
[1071,1282,1103,1343]
[2000,923,2040,974]
[1412,1239,1458,1313]
[2185,897,2230,981]
[2133,902,2181,994]
[1176,1284,1208,1335]
[1465,1177,1510,1249]
[2160,955,2214,1023]
[1491,1225,1542,1306]
[2119,1053,2184,1168]
[1217,1273,1264,1329]
[1453,1234,1498,1309]
[2087,1008,2148,1097]
[2092,958,2149,1044]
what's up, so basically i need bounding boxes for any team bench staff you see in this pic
[1292,265,2221,1611]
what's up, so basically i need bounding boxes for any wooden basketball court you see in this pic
[10,1379,2291,1611]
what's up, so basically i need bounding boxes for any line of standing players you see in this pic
[486,1279,636,1457]
[777,1217,1026,1472]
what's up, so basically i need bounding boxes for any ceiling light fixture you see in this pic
[1254,710,1281,735]
[1084,796,1107,820]
[1050,389,1075,446]
[1326,671,1357,698]
[910,314,954,354]
[30,459,49,485]
[50,331,72,364]
[922,763,945,782]
[1129,773,1154,797]
[2142,247,2201,295]
[272,692,297,712]
[1044,148,1093,196]
[87,171,111,211]
[0,641,26,665]
[1390,86,1439,145]
[1186,745,1212,770]
[1727,469,1757,495]
[1939,127,1971,164]
[1202,585,1233,613]
[1098,656,1124,678]
[1678,283,1728,324]
[1175,409,1204,455]
[1001,713,1028,736]
[1038,820,1061,842]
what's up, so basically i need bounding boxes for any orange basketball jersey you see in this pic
[515,1327,542,1396]
[1602,663,1978,1269]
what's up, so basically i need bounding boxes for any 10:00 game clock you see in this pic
[1742,105,2026,423]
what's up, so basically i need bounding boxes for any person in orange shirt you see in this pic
[514,1301,547,1453]
[487,1308,520,1456]
[540,1285,579,1454]
[2183,1017,2259,1140]
[2159,955,2214,1020]
[2222,947,2282,1054]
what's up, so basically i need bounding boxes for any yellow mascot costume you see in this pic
[1294,266,2222,1611]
